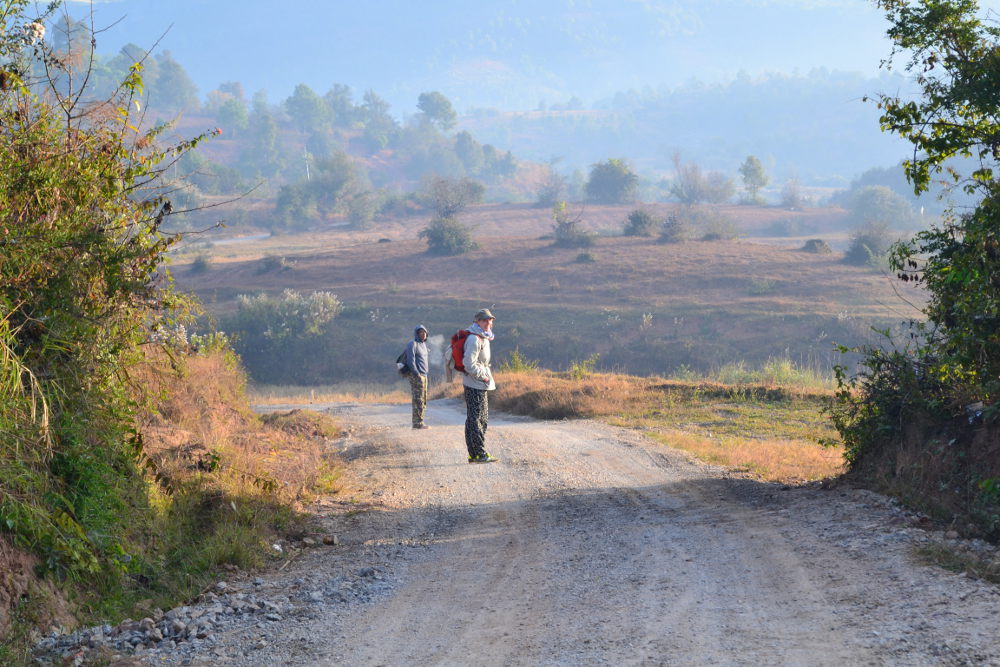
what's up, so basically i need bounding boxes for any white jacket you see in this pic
[462,330,496,390]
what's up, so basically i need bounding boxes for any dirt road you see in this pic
[143,399,1000,666]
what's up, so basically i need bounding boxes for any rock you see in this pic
[170,620,187,636]
[302,537,317,546]
[138,617,155,632]
[946,530,960,539]
[254,577,266,586]
[215,581,229,592]
[147,628,163,642]
[265,613,282,622]
[323,535,338,545]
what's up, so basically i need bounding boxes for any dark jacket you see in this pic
[405,325,429,376]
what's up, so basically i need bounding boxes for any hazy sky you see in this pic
[61,0,1000,111]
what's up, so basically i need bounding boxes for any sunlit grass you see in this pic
[250,382,410,405]
[454,367,844,484]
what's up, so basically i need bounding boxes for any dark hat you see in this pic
[474,308,496,321]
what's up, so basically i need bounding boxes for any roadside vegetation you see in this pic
[0,7,339,661]
[831,0,1000,542]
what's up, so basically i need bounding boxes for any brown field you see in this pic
[176,203,918,318]
[171,202,926,381]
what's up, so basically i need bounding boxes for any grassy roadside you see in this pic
[0,347,343,664]
[434,368,844,483]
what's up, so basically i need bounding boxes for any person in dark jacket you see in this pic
[405,324,430,428]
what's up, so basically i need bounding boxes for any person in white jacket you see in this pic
[463,308,498,463]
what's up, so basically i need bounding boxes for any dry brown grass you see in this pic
[434,369,845,483]
[173,214,923,325]
[135,349,341,505]
[250,384,410,406]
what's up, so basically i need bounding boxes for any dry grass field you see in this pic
[432,369,844,483]
[171,202,926,380]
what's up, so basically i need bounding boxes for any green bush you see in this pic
[843,221,895,266]
[623,209,658,237]
[419,216,479,255]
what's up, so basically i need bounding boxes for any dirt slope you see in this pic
[137,399,1000,666]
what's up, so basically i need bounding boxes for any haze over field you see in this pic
[66,0,1000,109]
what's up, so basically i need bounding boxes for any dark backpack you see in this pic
[396,350,411,376]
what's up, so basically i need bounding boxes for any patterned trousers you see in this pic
[409,374,428,427]
[464,386,489,458]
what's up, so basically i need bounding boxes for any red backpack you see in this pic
[449,329,482,374]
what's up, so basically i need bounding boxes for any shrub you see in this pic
[419,216,479,255]
[801,239,833,253]
[623,209,658,237]
[843,221,895,266]
[569,353,600,380]
[575,252,596,263]
[499,348,540,372]
[190,254,212,273]
[658,216,691,243]
[551,201,595,248]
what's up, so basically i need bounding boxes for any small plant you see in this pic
[575,251,596,263]
[552,201,595,248]
[499,347,540,372]
[256,255,293,274]
[658,216,690,243]
[569,353,600,380]
[748,278,777,295]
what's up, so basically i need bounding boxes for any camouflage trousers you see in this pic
[464,386,489,458]
[409,374,428,427]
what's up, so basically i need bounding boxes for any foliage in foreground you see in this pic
[834,0,1000,538]
[0,4,332,651]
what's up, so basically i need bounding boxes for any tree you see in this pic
[454,130,484,174]
[152,50,199,113]
[738,155,769,203]
[216,96,249,135]
[849,185,916,229]
[325,83,356,126]
[830,1,1000,531]
[873,0,1000,393]
[426,176,485,218]
[669,154,707,204]
[417,91,457,132]
[585,158,638,204]
[535,164,566,208]
[286,83,329,132]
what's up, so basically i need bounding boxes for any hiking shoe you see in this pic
[468,452,499,464]
[413,424,430,429]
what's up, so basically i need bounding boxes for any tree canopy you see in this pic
[585,158,638,204]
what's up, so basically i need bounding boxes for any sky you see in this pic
[60,0,1000,112]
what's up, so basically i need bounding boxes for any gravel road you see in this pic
[36,398,1000,665]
